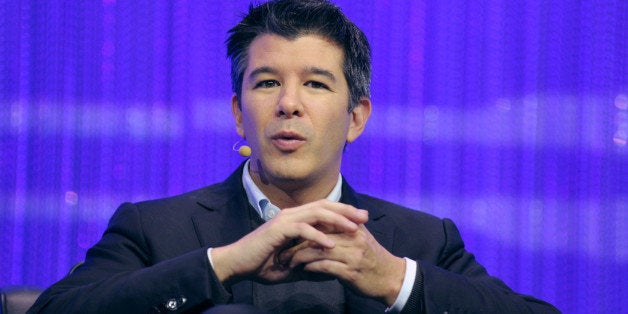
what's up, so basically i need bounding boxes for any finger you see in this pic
[272,227,336,270]
[286,228,372,268]
[287,243,346,268]
[310,200,369,225]
[280,201,368,233]
[281,222,336,249]
[280,210,358,234]
[277,231,351,266]
[276,240,312,265]
[275,221,367,266]
[301,259,349,279]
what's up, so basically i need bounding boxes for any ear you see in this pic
[346,97,372,143]
[231,93,245,138]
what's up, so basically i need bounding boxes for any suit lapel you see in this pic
[191,164,253,248]
[190,163,256,304]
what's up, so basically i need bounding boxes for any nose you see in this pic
[276,84,304,118]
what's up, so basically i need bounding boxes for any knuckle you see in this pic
[347,268,360,282]
[295,222,309,230]
[281,207,295,215]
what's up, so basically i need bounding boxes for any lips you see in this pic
[271,131,306,152]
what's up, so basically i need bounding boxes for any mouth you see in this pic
[271,131,306,152]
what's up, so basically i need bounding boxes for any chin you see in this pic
[271,162,311,181]
[261,157,313,181]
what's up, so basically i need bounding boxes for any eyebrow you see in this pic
[247,66,338,83]
[305,67,337,83]
[247,66,277,83]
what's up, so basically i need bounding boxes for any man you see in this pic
[29,0,559,313]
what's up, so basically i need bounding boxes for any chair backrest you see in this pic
[0,286,43,314]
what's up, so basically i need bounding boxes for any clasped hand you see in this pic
[211,199,405,306]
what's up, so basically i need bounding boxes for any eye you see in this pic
[305,81,330,90]
[254,80,280,89]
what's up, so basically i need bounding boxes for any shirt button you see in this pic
[166,299,178,310]
[268,208,278,218]
[164,297,186,311]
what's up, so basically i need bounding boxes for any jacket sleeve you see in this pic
[401,218,560,313]
[27,202,232,313]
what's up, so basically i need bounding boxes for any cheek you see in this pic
[241,115,256,136]
[240,95,274,128]
[320,112,351,142]
[240,108,267,139]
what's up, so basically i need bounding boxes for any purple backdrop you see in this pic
[1,1,627,312]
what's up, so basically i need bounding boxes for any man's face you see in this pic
[232,34,370,189]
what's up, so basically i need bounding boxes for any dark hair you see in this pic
[226,0,371,112]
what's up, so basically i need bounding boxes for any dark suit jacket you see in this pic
[28,163,559,313]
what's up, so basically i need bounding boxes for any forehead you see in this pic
[245,34,345,75]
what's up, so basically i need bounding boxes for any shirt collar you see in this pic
[241,159,343,219]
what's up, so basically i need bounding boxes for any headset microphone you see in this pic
[238,145,251,157]
[233,140,251,157]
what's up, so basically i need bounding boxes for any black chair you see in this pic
[1,261,83,314]
[0,286,43,314]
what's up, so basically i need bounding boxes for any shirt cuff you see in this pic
[385,257,417,313]
[207,247,215,269]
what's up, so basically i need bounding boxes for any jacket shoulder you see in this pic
[355,193,444,225]
[130,166,244,216]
